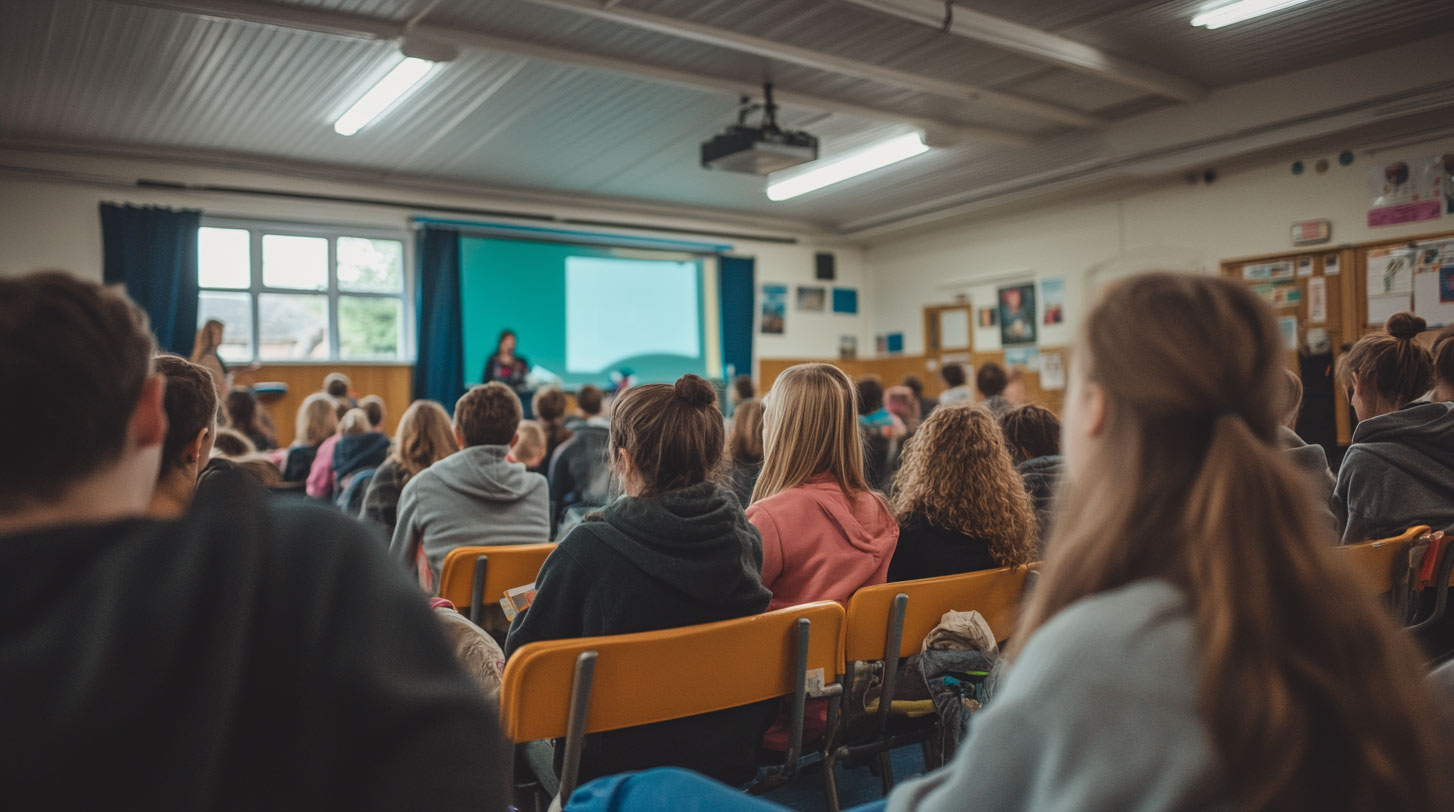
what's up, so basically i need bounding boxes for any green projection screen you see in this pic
[460,237,716,387]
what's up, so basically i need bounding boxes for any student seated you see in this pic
[1333,312,1454,543]
[937,362,973,407]
[224,385,276,452]
[857,374,904,491]
[390,382,550,586]
[885,384,921,436]
[730,373,755,407]
[1278,368,1337,528]
[549,383,613,535]
[331,409,391,508]
[726,397,763,508]
[211,426,257,458]
[531,386,574,474]
[888,404,1038,581]
[999,403,1064,543]
[902,374,937,417]
[307,407,383,499]
[362,399,458,537]
[505,374,772,785]
[147,355,218,518]
[976,361,1013,418]
[568,272,1454,812]
[510,420,547,469]
[0,271,507,807]
[323,370,356,409]
[748,363,898,610]
[564,383,603,431]
[281,393,337,482]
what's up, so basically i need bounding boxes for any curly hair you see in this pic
[890,404,1037,567]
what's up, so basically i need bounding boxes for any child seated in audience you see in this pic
[857,374,906,491]
[306,407,379,499]
[210,427,256,458]
[0,271,507,807]
[570,272,1453,812]
[331,409,391,507]
[902,374,937,417]
[281,393,337,482]
[323,371,356,409]
[505,374,772,785]
[147,355,218,518]
[390,383,550,586]
[748,363,898,610]
[999,403,1064,543]
[976,361,1013,418]
[224,386,275,451]
[888,404,1038,581]
[726,398,763,507]
[362,399,458,537]
[564,383,603,430]
[937,362,973,407]
[885,384,921,436]
[531,386,574,474]
[510,420,547,468]
[550,383,613,535]
[1333,312,1454,543]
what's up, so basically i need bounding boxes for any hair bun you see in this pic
[673,374,717,407]
[1385,312,1427,340]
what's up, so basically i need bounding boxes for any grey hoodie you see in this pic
[1333,402,1454,544]
[1279,426,1337,533]
[389,445,550,582]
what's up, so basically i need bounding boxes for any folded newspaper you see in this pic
[499,583,537,622]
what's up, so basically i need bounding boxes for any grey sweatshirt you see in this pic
[389,445,550,582]
[1279,426,1337,534]
[888,580,1229,812]
[1332,402,1454,544]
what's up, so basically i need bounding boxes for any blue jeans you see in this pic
[565,768,889,812]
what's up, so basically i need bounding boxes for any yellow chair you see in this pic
[832,566,1034,800]
[500,600,846,806]
[1337,526,1429,597]
[436,543,556,625]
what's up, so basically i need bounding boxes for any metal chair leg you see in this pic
[557,651,597,806]
[469,555,489,625]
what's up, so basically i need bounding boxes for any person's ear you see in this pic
[186,426,208,462]
[453,425,467,448]
[510,431,520,448]
[615,447,635,478]
[1080,379,1109,438]
[130,373,167,450]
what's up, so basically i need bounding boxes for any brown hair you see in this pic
[390,400,458,478]
[190,319,222,361]
[338,408,372,435]
[901,375,924,397]
[940,363,966,388]
[511,421,546,465]
[212,428,257,458]
[232,453,282,487]
[891,404,1037,567]
[1014,273,1446,811]
[533,387,574,454]
[295,393,339,446]
[224,387,265,436]
[454,383,522,447]
[999,403,1061,463]
[753,363,871,503]
[359,394,386,429]
[855,375,885,413]
[1337,312,1433,413]
[732,375,755,402]
[154,355,218,477]
[885,385,920,433]
[1432,323,1454,397]
[976,361,1008,397]
[728,398,764,463]
[0,272,155,509]
[1280,368,1303,429]
[610,374,724,497]
[576,384,604,416]
[323,372,351,400]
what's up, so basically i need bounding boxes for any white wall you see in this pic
[867,136,1454,355]
[0,148,868,367]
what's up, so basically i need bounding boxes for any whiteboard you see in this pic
[939,309,971,350]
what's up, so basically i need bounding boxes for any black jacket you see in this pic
[888,511,999,582]
[281,442,320,483]
[333,431,390,481]
[506,481,773,783]
[1018,454,1063,547]
[0,468,507,810]
[548,420,613,531]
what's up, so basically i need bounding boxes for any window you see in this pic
[196,222,410,362]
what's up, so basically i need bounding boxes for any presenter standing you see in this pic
[483,329,530,391]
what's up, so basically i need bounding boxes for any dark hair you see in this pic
[999,403,1061,463]
[323,372,350,400]
[533,386,574,456]
[610,374,723,497]
[454,383,522,447]
[359,394,385,429]
[732,375,755,401]
[902,375,924,397]
[225,386,263,434]
[1434,324,1454,393]
[155,355,218,477]
[1337,312,1433,410]
[729,398,764,463]
[212,427,257,458]
[0,272,155,509]
[940,363,966,388]
[493,329,516,357]
[977,362,1008,398]
[576,384,604,416]
[856,375,885,413]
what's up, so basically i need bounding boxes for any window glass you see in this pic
[258,293,329,359]
[338,237,404,293]
[262,234,328,291]
[198,227,251,289]
[196,292,254,362]
[339,295,403,360]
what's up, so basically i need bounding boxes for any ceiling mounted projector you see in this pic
[701,83,818,175]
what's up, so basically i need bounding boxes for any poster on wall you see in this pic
[839,335,857,360]
[1004,346,1039,371]
[796,286,826,312]
[832,287,859,315]
[1307,276,1327,324]
[977,306,997,327]
[1040,277,1066,325]
[1040,352,1065,390]
[998,283,1037,346]
[1278,316,1299,351]
[760,284,786,335]
[1366,247,1414,325]
[1412,266,1454,328]
[1368,156,1444,227]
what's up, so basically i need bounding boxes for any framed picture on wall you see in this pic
[796,286,826,312]
[999,283,1037,345]
[761,284,786,335]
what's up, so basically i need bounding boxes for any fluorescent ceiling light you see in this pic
[1191,0,1318,29]
[333,57,436,136]
[766,133,929,202]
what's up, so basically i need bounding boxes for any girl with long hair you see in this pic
[726,397,763,507]
[482,328,529,390]
[281,393,338,483]
[361,400,458,536]
[224,386,276,452]
[530,387,574,474]
[888,404,1037,581]
[190,319,228,398]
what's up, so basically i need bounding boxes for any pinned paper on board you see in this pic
[1413,266,1454,328]
[1278,316,1299,351]
[1325,254,1341,275]
[1367,247,1414,326]
[1004,346,1039,371]
[1307,276,1327,324]
[1297,257,1314,278]
[1040,352,1066,390]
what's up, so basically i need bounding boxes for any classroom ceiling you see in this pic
[2,0,1454,236]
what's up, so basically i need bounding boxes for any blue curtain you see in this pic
[100,203,201,354]
[719,255,756,383]
[414,226,465,406]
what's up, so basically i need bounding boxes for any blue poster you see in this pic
[832,287,858,314]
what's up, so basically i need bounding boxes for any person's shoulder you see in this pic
[1016,579,1191,687]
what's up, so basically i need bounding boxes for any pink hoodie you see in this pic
[747,474,899,611]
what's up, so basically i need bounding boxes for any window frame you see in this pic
[198,217,415,364]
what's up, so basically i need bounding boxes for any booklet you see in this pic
[499,582,538,622]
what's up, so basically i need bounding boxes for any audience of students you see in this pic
[999,403,1064,543]
[306,407,368,499]
[727,397,764,507]
[976,361,1014,418]
[748,363,898,610]
[550,383,613,535]
[331,410,390,507]
[1333,312,1454,543]
[937,362,973,406]
[323,371,355,409]
[506,374,772,785]
[0,271,508,807]
[361,399,458,537]
[531,386,574,473]
[902,374,937,418]
[510,420,547,468]
[147,355,219,518]
[281,393,338,482]
[391,383,550,586]
[223,385,275,452]
[888,404,1038,581]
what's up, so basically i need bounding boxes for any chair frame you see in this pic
[435,544,556,625]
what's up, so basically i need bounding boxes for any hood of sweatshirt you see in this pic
[588,481,771,608]
[1348,402,1454,487]
[426,444,541,503]
[791,475,899,557]
[1278,426,1331,479]
[332,432,390,477]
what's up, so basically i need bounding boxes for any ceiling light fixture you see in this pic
[333,56,436,136]
[1191,0,1319,29]
[766,132,929,202]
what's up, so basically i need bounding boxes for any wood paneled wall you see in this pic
[237,364,413,447]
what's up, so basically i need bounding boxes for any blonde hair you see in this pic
[391,400,458,478]
[338,408,372,435]
[891,404,1037,567]
[752,363,870,503]
[1015,272,1446,811]
[511,421,546,466]
[295,393,339,446]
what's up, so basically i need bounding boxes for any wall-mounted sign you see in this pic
[1290,219,1331,246]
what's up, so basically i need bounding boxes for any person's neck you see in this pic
[147,470,196,519]
[0,465,155,537]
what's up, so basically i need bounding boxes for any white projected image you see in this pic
[566,257,700,373]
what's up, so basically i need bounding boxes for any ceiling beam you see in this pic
[519,0,1100,128]
[843,0,1204,103]
[109,0,1034,148]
